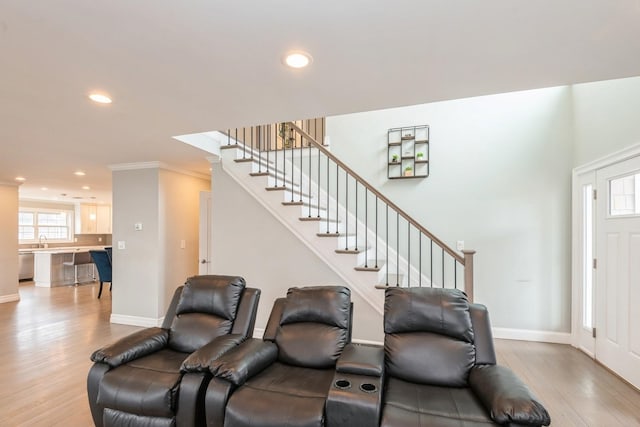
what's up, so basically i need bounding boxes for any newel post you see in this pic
[462,250,476,303]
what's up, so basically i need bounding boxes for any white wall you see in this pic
[210,162,384,342]
[111,165,209,325]
[0,183,19,303]
[112,168,162,321]
[573,76,640,167]
[327,87,574,333]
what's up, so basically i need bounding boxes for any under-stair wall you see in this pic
[210,160,384,343]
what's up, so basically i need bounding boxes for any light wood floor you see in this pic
[1,283,639,426]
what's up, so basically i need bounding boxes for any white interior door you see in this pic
[595,156,640,389]
[575,171,596,356]
[199,191,212,275]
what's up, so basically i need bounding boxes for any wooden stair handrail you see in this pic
[287,121,464,264]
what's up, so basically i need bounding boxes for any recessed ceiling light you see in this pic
[15,176,26,182]
[41,187,48,191]
[74,171,86,176]
[283,51,313,69]
[89,93,112,104]
[82,185,91,190]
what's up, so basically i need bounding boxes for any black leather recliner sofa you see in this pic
[194,286,549,427]
[87,275,260,427]
[379,287,551,427]
[196,285,353,427]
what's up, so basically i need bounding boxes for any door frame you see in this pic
[571,142,640,352]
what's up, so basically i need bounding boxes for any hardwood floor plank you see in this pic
[1,282,640,426]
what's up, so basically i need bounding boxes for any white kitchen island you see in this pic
[33,246,105,287]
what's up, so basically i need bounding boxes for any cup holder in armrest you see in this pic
[359,383,378,393]
[334,379,351,390]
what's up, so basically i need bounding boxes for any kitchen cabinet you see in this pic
[76,204,111,234]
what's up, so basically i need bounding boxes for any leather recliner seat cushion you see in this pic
[97,349,188,418]
[169,275,246,353]
[384,287,476,386]
[223,362,336,427]
[274,286,351,368]
[381,377,496,427]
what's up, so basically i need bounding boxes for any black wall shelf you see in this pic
[387,125,429,179]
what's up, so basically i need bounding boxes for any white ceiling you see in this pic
[2,0,640,203]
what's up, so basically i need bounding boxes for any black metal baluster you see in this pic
[317,145,320,218]
[375,196,378,269]
[454,259,457,289]
[396,211,399,286]
[242,128,246,158]
[275,125,279,187]
[267,125,271,177]
[335,162,339,234]
[385,205,389,286]
[364,189,368,268]
[258,126,262,173]
[430,240,433,287]
[355,183,358,250]
[227,129,230,146]
[325,154,329,233]
[442,248,445,288]
[250,127,253,159]
[283,124,287,189]
[345,172,349,249]
[419,232,422,287]
[308,135,312,217]
[407,222,410,286]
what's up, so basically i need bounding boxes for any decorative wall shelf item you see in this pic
[387,125,429,179]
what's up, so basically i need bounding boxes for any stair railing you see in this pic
[221,120,475,301]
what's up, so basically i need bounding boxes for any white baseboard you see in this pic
[0,293,20,304]
[110,314,163,327]
[252,327,265,338]
[492,327,571,344]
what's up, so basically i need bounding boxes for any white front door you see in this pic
[595,155,640,389]
[199,191,212,275]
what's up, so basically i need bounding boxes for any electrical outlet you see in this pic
[117,241,126,250]
[180,240,186,249]
[98,237,102,242]
[456,241,464,251]
[134,223,143,231]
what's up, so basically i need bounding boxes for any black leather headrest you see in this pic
[280,286,351,328]
[384,287,474,343]
[175,275,246,320]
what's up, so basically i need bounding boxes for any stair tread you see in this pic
[282,201,304,206]
[249,172,269,176]
[299,217,340,222]
[355,264,382,272]
[335,248,366,254]
[220,144,240,150]
[234,158,255,163]
[316,232,346,237]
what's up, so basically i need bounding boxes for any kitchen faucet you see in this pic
[38,235,48,249]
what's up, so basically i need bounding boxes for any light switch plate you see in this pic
[180,240,186,249]
[117,241,126,250]
[134,223,143,231]
[456,240,464,251]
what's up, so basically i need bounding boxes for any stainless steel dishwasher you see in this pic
[19,252,34,280]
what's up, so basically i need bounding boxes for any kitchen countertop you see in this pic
[20,246,109,254]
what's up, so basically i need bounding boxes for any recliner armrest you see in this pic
[469,365,551,426]
[90,327,169,367]
[209,338,278,386]
[336,343,384,377]
[181,334,247,372]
